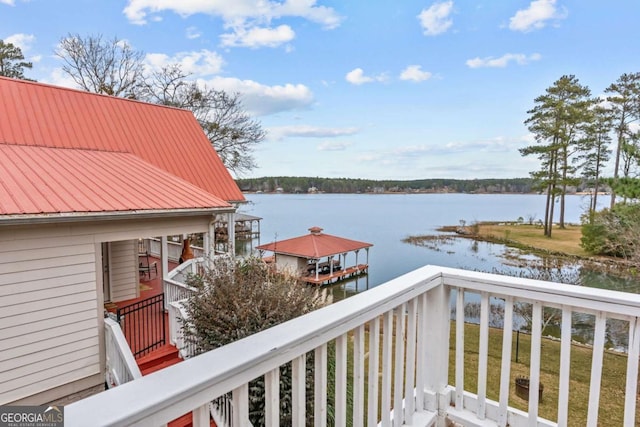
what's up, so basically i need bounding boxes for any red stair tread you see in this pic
[141,356,182,375]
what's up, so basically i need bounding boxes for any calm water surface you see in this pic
[241,193,636,289]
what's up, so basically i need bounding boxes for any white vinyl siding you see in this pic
[108,240,138,303]
[0,214,216,404]
[0,232,99,405]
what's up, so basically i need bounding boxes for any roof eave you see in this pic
[0,207,236,226]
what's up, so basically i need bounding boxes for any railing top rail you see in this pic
[440,267,640,317]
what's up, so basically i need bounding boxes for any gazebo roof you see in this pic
[256,226,372,259]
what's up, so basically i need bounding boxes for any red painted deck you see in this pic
[301,264,369,285]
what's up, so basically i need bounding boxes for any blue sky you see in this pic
[2,0,639,180]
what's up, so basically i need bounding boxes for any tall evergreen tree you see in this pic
[604,72,640,208]
[521,75,593,236]
[0,40,33,80]
[576,105,613,216]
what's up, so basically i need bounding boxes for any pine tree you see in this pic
[0,40,33,80]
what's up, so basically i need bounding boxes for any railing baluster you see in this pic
[455,287,465,410]
[477,292,489,419]
[367,317,380,427]
[381,310,393,427]
[265,368,279,426]
[557,306,572,427]
[415,293,427,412]
[232,383,249,427]
[587,312,606,427]
[335,333,348,427]
[192,404,209,427]
[292,354,306,427]
[528,301,542,427]
[498,296,514,427]
[624,316,640,427]
[353,325,365,426]
[314,344,327,427]
[404,297,417,423]
[393,303,406,426]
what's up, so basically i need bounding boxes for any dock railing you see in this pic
[69,265,639,427]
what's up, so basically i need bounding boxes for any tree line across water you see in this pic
[237,176,541,194]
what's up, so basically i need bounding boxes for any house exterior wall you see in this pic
[0,227,100,405]
[108,240,138,303]
[0,214,219,405]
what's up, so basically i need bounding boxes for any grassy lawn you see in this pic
[451,322,636,426]
[473,222,588,257]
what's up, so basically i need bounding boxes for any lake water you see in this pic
[239,193,638,348]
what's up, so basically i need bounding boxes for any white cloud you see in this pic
[269,125,359,141]
[123,0,342,29]
[0,0,15,5]
[201,76,314,116]
[509,0,568,32]
[466,53,542,68]
[186,26,201,39]
[220,25,295,48]
[144,49,224,76]
[418,1,454,36]
[345,68,387,85]
[399,65,433,82]
[317,141,351,151]
[5,33,35,51]
[45,68,80,89]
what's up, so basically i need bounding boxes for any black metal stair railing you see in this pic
[116,293,166,358]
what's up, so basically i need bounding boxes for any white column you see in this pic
[227,212,235,256]
[207,220,215,263]
[161,236,169,281]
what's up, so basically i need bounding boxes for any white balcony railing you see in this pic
[163,257,203,310]
[167,300,197,361]
[104,317,142,388]
[70,266,640,427]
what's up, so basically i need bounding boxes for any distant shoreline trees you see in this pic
[236,176,539,194]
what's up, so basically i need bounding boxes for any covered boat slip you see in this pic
[256,226,372,286]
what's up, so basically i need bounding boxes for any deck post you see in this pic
[422,280,450,417]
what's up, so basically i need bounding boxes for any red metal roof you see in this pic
[0,77,245,206]
[0,144,230,215]
[256,226,373,259]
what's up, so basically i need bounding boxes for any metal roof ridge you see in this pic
[0,76,192,113]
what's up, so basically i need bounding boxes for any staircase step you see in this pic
[141,356,182,376]
[137,344,179,371]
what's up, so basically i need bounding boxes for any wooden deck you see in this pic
[301,264,369,285]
